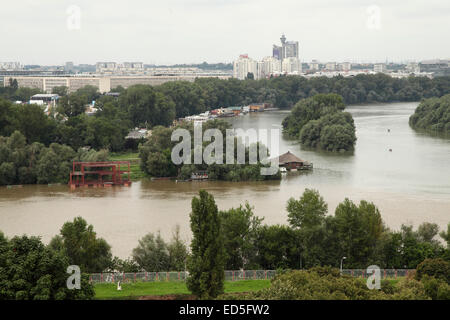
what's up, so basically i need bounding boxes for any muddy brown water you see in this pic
[1,102,449,258]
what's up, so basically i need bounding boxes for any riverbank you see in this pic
[1,102,449,259]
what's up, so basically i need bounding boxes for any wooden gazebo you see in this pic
[277,151,313,171]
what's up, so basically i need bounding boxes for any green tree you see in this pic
[50,217,112,273]
[187,190,225,299]
[439,223,450,248]
[334,199,383,267]
[51,86,68,97]
[287,189,327,229]
[219,202,263,269]
[255,224,300,269]
[132,231,170,271]
[0,233,94,300]
[167,225,189,271]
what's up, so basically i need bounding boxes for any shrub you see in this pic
[415,258,450,284]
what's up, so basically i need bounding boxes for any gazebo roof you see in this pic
[278,151,306,165]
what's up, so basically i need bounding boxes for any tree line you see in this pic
[1,74,449,154]
[1,189,449,299]
[0,131,108,185]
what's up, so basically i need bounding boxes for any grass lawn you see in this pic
[94,280,271,300]
[108,152,146,180]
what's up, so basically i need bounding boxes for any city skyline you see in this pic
[1,1,449,65]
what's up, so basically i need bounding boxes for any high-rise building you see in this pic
[233,54,258,80]
[273,34,299,60]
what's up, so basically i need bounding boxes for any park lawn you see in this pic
[108,152,146,180]
[94,280,271,300]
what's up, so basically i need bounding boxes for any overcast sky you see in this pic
[1,0,449,65]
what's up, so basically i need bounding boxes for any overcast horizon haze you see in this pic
[1,0,449,66]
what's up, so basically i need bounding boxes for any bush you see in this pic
[415,258,450,284]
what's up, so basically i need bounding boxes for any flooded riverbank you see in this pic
[1,102,449,258]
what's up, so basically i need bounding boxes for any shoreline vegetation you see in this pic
[409,94,450,135]
[1,189,448,300]
[1,75,450,186]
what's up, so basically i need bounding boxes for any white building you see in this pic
[282,57,301,74]
[259,56,282,78]
[0,62,23,70]
[338,62,352,72]
[325,62,337,71]
[309,60,320,71]
[233,54,258,80]
[374,63,387,73]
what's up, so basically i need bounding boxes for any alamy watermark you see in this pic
[66,5,81,30]
[366,265,381,290]
[66,265,81,289]
[366,5,381,30]
[171,122,280,176]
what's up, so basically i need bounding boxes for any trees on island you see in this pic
[138,119,281,181]
[283,94,357,152]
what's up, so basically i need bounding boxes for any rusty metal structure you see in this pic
[69,161,131,189]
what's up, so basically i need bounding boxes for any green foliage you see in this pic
[51,86,68,97]
[156,81,206,118]
[132,232,170,271]
[119,84,175,128]
[219,202,263,269]
[287,188,328,229]
[440,223,450,248]
[0,131,108,185]
[255,225,300,269]
[131,226,188,272]
[167,225,189,271]
[139,120,280,181]
[0,233,94,300]
[2,75,449,156]
[187,190,225,299]
[415,258,450,283]
[50,217,113,273]
[409,94,450,134]
[333,199,384,267]
[282,93,345,138]
[421,275,450,300]
[283,94,356,152]
[244,269,388,300]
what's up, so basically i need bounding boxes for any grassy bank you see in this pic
[108,152,146,180]
[94,280,271,300]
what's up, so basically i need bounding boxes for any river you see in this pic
[0,102,449,258]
